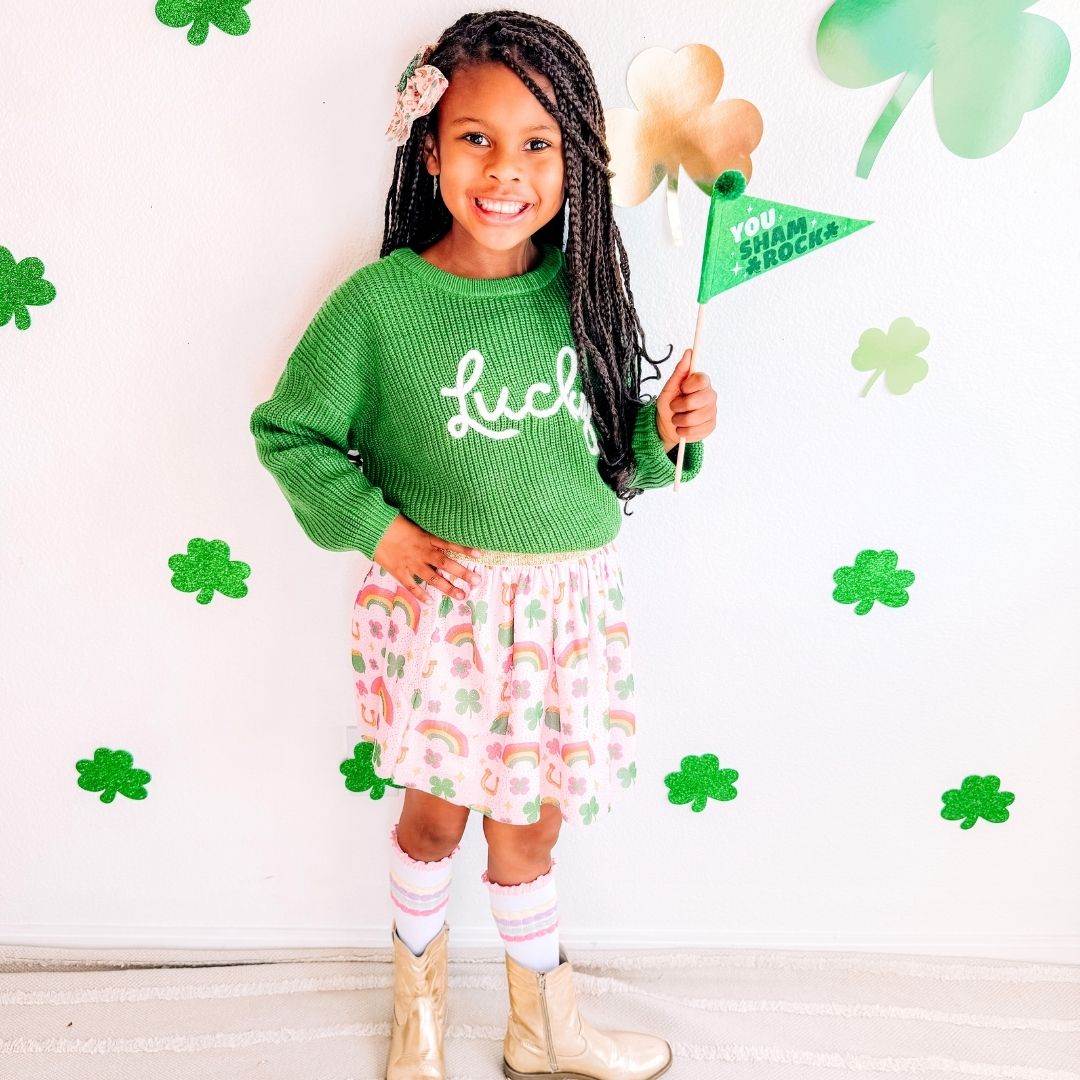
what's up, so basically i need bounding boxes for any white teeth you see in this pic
[476,198,528,214]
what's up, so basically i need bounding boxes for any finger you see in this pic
[440,538,483,557]
[437,553,482,590]
[424,563,469,601]
[671,386,711,412]
[673,405,711,428]
[406,570,434,604]
[430,543,482,588]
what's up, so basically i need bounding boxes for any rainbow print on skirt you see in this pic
[350,541,637,827]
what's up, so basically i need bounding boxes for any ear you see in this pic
[422,132,439,176]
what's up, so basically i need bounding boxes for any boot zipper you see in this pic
[538,971,558,1072]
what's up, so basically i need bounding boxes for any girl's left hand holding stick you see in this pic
[654,348,718,453]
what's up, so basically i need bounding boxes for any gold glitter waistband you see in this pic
[436,545,607,567]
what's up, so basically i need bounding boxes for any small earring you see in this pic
[433,174,439,198]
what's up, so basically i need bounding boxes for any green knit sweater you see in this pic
[249,241,704,560]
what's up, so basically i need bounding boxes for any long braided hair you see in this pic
[379,9,675,514]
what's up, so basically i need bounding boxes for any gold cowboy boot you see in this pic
[385,919,450,1080]
[501,944,673,1080]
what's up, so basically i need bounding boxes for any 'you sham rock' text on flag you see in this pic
[698,170,873,303]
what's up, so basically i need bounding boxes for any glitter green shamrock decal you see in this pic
[817,0,1072,177]
[941,773,1014,829]
[1,247,57,331]
[664,752,738,812]
[340,740,402,799]
[852,316,930,396]
[156,0,252,47]
[168,538,251,604]
[76,748,152,803]
[833,549,915,615]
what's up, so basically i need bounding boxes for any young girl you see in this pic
[250,11,714,1079]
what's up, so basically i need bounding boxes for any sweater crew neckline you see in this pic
[393,241,564,297]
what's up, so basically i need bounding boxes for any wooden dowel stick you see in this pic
[673,301,707,491]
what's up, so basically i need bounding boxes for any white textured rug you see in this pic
[1,942,1078,1079]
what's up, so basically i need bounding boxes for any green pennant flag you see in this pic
[697,170,872,304]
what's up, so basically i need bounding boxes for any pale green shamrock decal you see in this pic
[467,598,488,626]
[664,753,738,812]
[616,761,637,787]
[852,316,930,396]
[156,0,252,46]
[1,247,57,330]
[455,688,481,715]
[941,774,1015,829]
[384,652,406,679]
[76,748,151,803]
[817,0,1072,177]
[833,549,915,615]
[340,740,402,799]
[614,673,635,700]
[168,538,251,603]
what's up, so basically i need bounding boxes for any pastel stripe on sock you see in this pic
[489,901,559,941]
[389,869,451,917]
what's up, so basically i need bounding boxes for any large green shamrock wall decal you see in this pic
[817,0,1072,177]
[852,316,930,396]
[664,752,738,812]
[76,748,152,803]
[941,774,1015,828]
[341,739,402,799]
[1,247,56,331]
[156,0,252,46]
[833,549,916,615]
[168,538,251,604]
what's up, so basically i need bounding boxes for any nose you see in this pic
[486,147,525,183]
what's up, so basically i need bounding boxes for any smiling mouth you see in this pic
[473,198,532,221]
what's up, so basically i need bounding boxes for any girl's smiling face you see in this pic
[422,62,566,274]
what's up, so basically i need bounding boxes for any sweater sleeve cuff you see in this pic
[355,502,401,562]
[630,398,705,489]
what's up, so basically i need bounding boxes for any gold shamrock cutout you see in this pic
[605,44,763,245]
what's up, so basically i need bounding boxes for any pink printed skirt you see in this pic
[350,541,637,828]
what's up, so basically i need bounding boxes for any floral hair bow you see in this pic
[384,42,449,146]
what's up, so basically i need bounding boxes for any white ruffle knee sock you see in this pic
[388,822,460,956]
[482,859,560,973]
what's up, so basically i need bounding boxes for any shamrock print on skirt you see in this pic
[351,541,637,826]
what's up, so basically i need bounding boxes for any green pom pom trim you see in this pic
[713,170,746,201]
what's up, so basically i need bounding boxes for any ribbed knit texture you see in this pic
[482,860,561,973]
[249,241,705,561]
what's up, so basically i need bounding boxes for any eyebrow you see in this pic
[449,115,559,134]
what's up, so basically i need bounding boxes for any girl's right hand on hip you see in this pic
[373,515,483,605]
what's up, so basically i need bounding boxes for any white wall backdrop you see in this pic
[3,1,1078,961]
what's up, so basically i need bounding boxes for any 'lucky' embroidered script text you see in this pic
[440,345,599,455]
